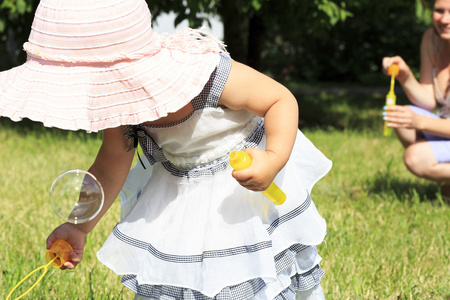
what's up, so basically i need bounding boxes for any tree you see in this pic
[0,0,38,70]
[150,0,353,68]
[150,0,432,82]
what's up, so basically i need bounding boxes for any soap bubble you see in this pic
[50,170,104,224]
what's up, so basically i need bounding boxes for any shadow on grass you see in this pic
[293,88,409,131]
[369,175,439,202]
[367,166,450,206]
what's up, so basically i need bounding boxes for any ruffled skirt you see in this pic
[97,130,332,299]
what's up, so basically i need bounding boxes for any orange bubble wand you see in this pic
[229,150,286,205]
[384,64,400,136]
[7,170,103,299]
[6,239,73,300]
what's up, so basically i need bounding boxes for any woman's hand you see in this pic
[383,105,424,130]
[382,56,412,83]
[231,148,282,192]
[46,223,87,270]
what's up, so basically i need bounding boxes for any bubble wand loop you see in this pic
[6,239,74,300]
[6,257,57,300]
[384,64,400,136]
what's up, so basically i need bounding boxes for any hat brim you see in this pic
[0,35,221,132]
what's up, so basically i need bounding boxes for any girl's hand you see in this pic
[231,148,282,192]
[46,223,87,270]
[383,105,424,130]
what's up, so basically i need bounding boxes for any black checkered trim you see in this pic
[273,265,324,300]
[266,192,312,235]
[158,118,264,178]
[130,116,263,178]
[121,256,323,299]
[114,191,324,298]
[113,192,313,263]
[123,275,266,300]
[113,226,272,263]
[191,52,231,110]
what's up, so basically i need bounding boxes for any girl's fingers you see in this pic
[63,261,76,270]
[235,178,265,191]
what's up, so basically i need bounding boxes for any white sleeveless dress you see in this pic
[97,53,332,300]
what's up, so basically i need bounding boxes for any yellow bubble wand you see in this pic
[384,64,400,136]
[6,239,74,300]
[7,170,104,299]
[6,258,56,300]
[229,150,286,205]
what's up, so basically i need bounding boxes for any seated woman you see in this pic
[382,0,450,197]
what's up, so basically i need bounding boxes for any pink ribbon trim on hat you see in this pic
[23,28,226,64]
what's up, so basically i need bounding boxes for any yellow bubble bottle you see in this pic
[384,64,400,136]
[229,150,286,205]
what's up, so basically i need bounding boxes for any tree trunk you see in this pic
[218,0,248,64]
[247,14,265,70]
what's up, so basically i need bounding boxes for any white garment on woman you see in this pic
[433,67,450,118]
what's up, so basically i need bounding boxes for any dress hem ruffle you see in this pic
[118,243,324,300]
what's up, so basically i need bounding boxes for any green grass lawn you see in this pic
[0,89,449,299]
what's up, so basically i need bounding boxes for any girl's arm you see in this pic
[382,28,436,111]
[219,60,298,192]
[46,126,135,269]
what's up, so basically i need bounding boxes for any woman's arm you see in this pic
[385,105,450,139]
[382,28,436,111]
[46,126,135,269]
[219,60,298,191]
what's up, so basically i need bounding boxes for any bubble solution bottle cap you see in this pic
[229,150,252,170]
[229,151,286,205]
[387,64,400,77]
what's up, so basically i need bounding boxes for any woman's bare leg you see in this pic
[403,141,450,183]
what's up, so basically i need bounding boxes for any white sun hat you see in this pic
[0,0,224,132]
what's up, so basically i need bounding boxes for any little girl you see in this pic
[0,0,332,299]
